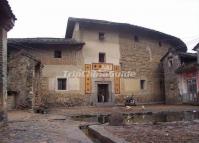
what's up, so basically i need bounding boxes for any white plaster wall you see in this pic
[42,65,83,93]
[80,26,120,65]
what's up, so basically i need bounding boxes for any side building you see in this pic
[7,46,42,109]
[0,0,16,126]
[161,49,199,104]
[8,38,85,107]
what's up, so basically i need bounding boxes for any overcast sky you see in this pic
[8,0,199,52]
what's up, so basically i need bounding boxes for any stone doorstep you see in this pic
[88,125,130,143]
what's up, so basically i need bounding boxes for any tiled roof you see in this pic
[178,52,197,58]
[175,63,199,74]
[160,51,197,62]
[8,38,85,46]
[66,17,187,52]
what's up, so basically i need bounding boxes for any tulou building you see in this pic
[8,17,187,108]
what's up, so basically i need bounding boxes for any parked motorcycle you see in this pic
[125,96,137,106]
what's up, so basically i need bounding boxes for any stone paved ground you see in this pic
[0,110,92,143]
[104,121,199,143]
[0,105,199,143]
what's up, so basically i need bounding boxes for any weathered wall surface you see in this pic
[80,25,120,65]
[119,31,170,104]
[73,23,180,105]
[0,27,7,126]
[8,50,40,108]
[26,46,86,106]
[40,65,86,106]
[79,24,121,105]
[162,52,182,104]
[27,46,83,65]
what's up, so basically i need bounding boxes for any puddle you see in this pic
[72,111,199,124]
[73,115,109,124]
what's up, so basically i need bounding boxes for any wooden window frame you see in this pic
[57,78,67,91]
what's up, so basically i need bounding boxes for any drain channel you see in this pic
[80,125,102,143]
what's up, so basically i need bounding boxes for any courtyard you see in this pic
[0,105,199,143]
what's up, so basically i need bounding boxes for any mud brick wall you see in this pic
[119,31,171,104]
[162,52,182,104]
[8,52,39,108]
[27,46,84,65]
[27,45,87,106]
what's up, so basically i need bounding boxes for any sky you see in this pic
[8,0,199,52]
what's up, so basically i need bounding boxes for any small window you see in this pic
[54,50,62,58]
[140,80,146,90]
[99,32,105,41]
[168,58,173,67]
[99,53,105,63]
[158,41,162,47]
[134,36,139,42]
[57,78,67,90]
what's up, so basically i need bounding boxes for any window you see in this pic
[187,79,197,97]
[140,80,146,90]
[54,50,62,58]
[99,53,105,63]
[168,57,173,67]
[57,78,67,90]
[134,36,139,42]
[158,41,162,47]
[99,32,105,41]
[169,60,173,67]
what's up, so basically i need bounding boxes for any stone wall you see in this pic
[162,51,182,104]
[8,50,41,108]
[119,31,170,104]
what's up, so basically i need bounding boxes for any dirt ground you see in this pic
[105,121,199,143]
[50,104,199,116]
[0,105,199,143]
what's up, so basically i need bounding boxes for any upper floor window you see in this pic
[57,78,67,90]
[158,41,162,47]
[134,35,139,42]
[99,52,106,63]
[168,60,173,67]
[168,57,173,67]
[54,50,62,58]
[99,32,105,41]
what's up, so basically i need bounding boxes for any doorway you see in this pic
[97,84,109,103]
